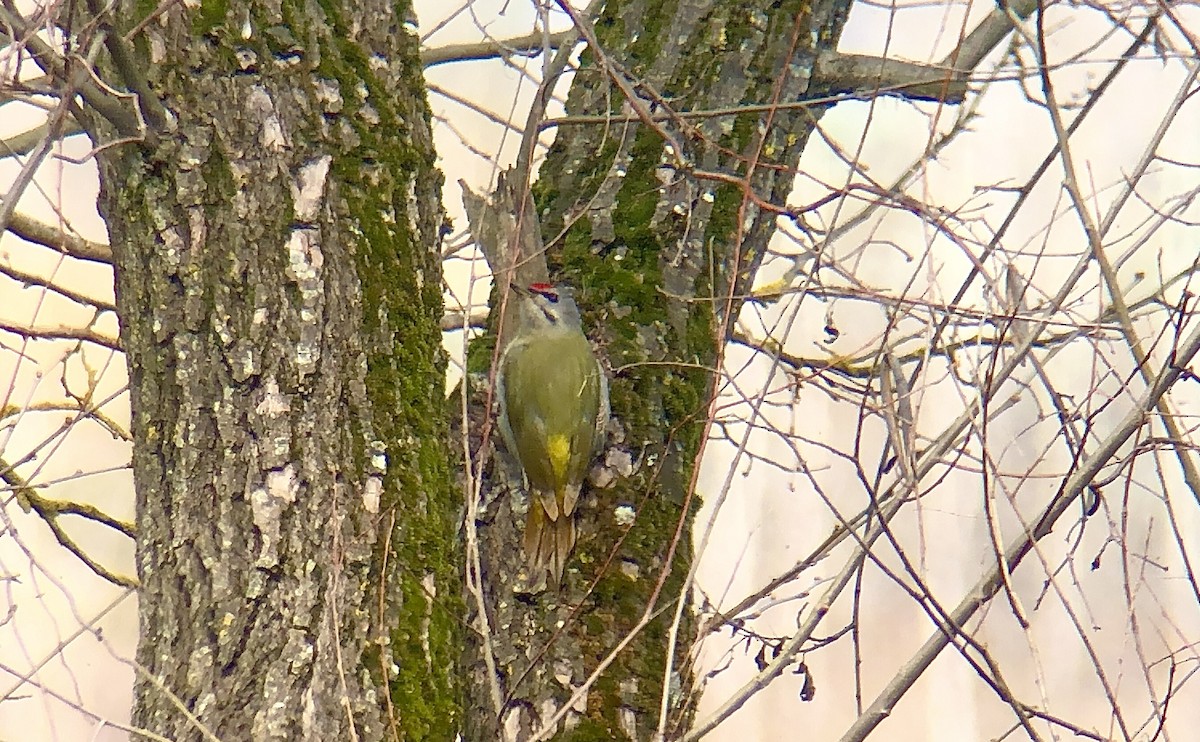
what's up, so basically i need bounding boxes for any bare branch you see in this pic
[0,317,120,350]
[813,51,969,103]
[0,2,143,140]
[948,0,1038,72]
[810,0,1039,104]
[0,118,87,159]
[840,325,1200,742]
[0,255,116,312]
[421,28,575,68]
[87,0,169,131]
[6,209,113,263]
[2,462,137,588]
[427,82,526,135]
[441,307,488,332]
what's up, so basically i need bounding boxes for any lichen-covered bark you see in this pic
[92,1,459,738]
[466,1,851,739]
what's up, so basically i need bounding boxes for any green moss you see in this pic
[520,0,847,734]
[465,334,496,376]
[193,0,228,36]
[534,139,620,250]
[307,0,461,736]
[612,133,667,236]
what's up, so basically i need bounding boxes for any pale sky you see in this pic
[2,1,1199,739]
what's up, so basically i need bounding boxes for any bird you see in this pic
[496,282,608,584]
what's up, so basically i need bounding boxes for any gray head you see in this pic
[516,282,583,331]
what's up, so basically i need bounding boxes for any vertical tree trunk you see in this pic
[466,1,851,738]
[91,1,459,738]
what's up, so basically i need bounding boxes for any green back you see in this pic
[502,329,601,492]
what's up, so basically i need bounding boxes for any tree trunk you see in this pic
[91,1,460,738]
[465,1,852,739]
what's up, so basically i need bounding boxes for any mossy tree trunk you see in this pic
[86,1,460,738]
[61,0,854,737]
[464,1,852,739]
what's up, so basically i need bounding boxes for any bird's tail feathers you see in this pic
[524,494,577,584]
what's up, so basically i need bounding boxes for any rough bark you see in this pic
[464,1,852,739]
[89,1,459,739]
